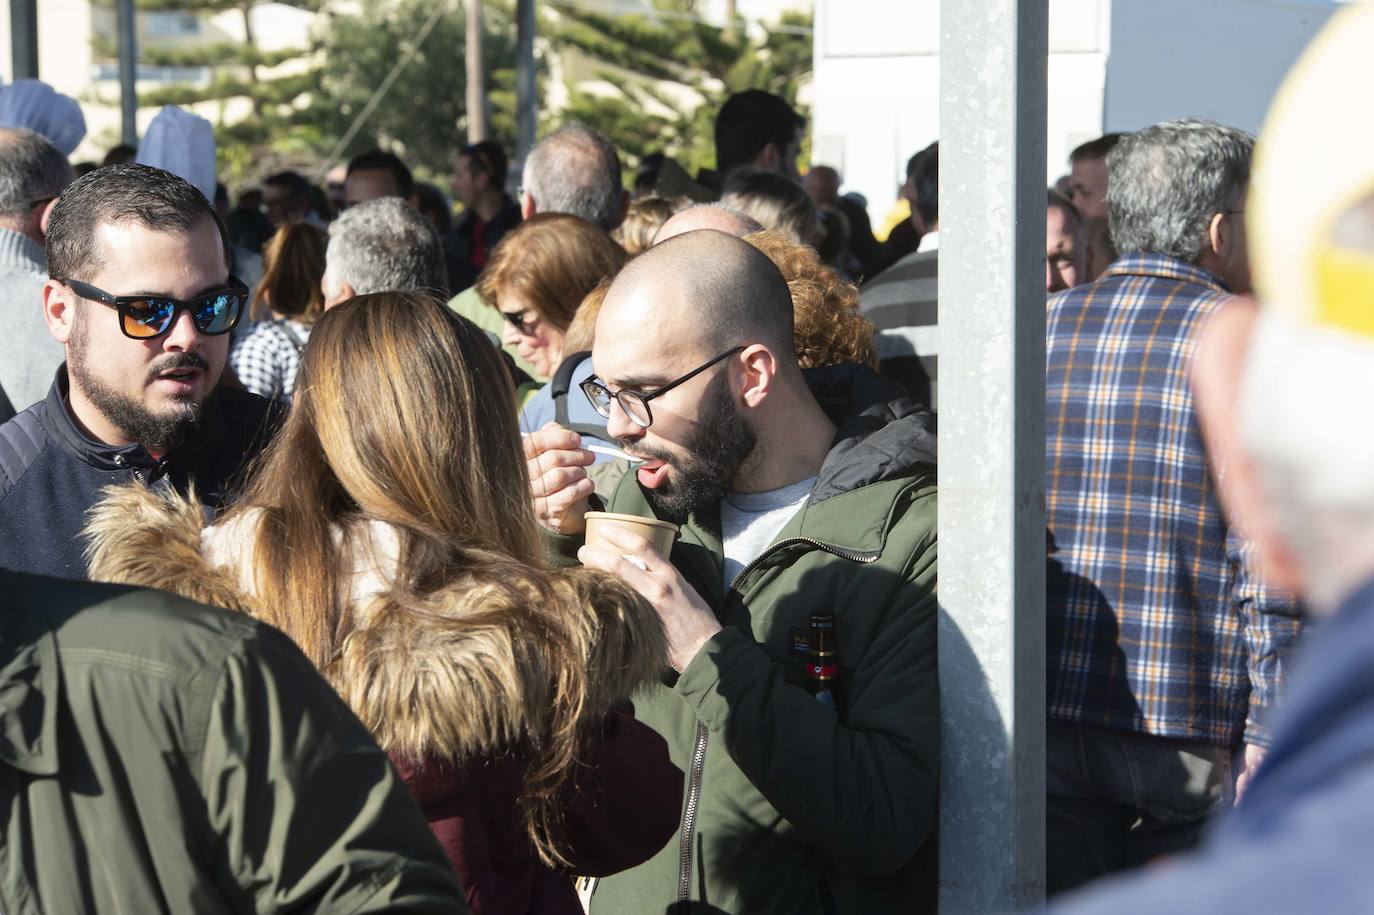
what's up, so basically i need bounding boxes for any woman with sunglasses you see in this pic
[84,291,682,914]
[478,213,626,384]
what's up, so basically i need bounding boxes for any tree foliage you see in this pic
[549,2,812,175]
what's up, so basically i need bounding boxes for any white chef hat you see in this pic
[0,79,86,155]
[135,105,216,201]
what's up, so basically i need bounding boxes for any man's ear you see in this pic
[42,278,78,344]
[1208,211,1232,261]
[36,197,59,242]
[757,142,781,173]
[738,344,777,409]
[521,192,537,220]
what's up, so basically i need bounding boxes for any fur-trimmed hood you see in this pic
[84,484,668,765]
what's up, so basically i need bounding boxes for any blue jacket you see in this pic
[1051,575,1374,914]
[0,368,278,580]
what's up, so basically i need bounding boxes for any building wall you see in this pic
[812,0,1339,228]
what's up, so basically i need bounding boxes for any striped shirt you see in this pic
[859,248,938,410]
[1045,253,1301,748]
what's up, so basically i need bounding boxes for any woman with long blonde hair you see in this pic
[86,291,680,914]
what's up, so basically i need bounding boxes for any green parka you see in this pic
[0,570,467,915]
[556,365,940,914]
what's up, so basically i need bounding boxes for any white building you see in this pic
[812,0,1343,226]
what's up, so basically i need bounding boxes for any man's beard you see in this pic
[626,371,757,524]
[68,311,210,454]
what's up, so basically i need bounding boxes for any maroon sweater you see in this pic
[393,711,682,914]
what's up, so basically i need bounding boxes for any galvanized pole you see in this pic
[10,0,38,80]
[937,0,1047,910]
[465,0,489,143]
[117,0,139,147]
[514,0,536,192]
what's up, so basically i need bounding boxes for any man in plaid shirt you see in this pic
[1044,119,1302,895]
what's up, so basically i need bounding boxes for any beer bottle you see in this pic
[804,612,839,711]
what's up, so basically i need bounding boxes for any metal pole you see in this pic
[514,0,536,190]
[117,0,138,147]
[937,0,1047,910]
[10,0,38,80]
[465,0,489,142]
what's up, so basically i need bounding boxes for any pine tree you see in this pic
[549,1,812,176]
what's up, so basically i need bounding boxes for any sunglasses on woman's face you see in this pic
[57,276,249,340]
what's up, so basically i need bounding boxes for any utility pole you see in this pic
[466,0,489,143]
[724,0,737,43]
[10,0,38,80]
[117,0,139,147]
[514,0,536,188]
[937,0,1048,910]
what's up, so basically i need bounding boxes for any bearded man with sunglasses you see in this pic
[0,164,277,579]
[528,229,940,914]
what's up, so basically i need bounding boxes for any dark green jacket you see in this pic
[559,365,940,914]
[0,571,467,914]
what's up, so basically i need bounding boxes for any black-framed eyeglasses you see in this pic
[581,346,744,429]
[501,309,539,336]
[57,276,249,340]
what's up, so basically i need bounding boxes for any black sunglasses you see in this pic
[581,346,744,429]
[501,309,539,336]
[58,276,249,340]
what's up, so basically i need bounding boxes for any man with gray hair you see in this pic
[0,127,74,419]
[323,196,447,308]
[450,124,627,377]
[1043,118,1301,895]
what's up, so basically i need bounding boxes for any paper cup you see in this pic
[584,511,679,558]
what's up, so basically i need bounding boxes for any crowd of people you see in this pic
[3,5,1374,912]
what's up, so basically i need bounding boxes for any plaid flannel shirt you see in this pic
[1045,253,1301,748]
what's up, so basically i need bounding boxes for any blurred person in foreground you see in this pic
[229,222,328,401]
[479,212,626,392]
[86,291,682,915]
[449,140,522,293]
[0,127,74,420]
[1044,119,1300,895]
[450,125,626,378]
[322,196,447,307]
[0,570,467,913]
[526,230,939,913]
[0,164,276,580]
[1046,189,1089,294]
[1051,8,1374,911]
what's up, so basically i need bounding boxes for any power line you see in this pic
[543,0,813,36]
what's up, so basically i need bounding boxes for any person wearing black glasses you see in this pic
[526,229,940,914]
[0,163,279,580]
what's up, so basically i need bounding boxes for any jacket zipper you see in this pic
[674,537,877,908]
[676,719,710,909]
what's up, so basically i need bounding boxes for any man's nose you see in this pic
[162,308,204,351]
[604,396,643,442]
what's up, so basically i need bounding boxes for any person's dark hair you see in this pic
[1047,188,1083,233]
[715,90,806,178]
[264,170,313,208]
[1106,119,1253,263]
[906,141,939,227]
[0,127,74,222]
[101,143,136,167]
[47,163,229,281]
[1070,132,1125,164]
[346,148,414,199]
[460,140,508,190]
[253,222,328,323]
[414,182,453,235]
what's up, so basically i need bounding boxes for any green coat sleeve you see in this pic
[198,624,469,914]
[673,532,939,878]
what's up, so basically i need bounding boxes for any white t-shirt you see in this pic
[720,476,816,591]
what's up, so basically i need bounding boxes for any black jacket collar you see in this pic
[40,365,226,473]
